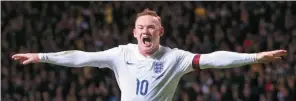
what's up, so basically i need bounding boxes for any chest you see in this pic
[115,50,180,83]
[124,59,167,78]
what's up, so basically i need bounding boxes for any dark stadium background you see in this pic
[1,1,296,101]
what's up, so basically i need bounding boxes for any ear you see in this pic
[160,27,164,36]
[133,29,137,38]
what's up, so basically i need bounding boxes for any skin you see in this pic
[133,15,164,56]
[12,14,287,65]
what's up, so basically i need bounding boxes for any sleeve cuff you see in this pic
[38,53,47,62]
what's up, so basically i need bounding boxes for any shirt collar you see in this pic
[135,44,163,60]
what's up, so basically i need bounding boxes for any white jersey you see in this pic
[39,43,258,101]
[98,43,196,101]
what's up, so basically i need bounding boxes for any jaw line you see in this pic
[138,40,160,56]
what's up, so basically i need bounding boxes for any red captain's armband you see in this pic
[192,54,201,69]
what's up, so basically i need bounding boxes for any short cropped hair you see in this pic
[136,8,162,26]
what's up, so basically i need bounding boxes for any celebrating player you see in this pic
[12,9,287,101]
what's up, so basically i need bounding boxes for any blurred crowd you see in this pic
[1,1,296,101]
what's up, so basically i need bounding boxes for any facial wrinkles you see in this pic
[136,17,161,41]
[135,16,161,31]
[134,16,164,56]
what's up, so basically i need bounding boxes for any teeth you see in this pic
[143,38,150,44]
[143,38,146,44]
[142,35,152,45]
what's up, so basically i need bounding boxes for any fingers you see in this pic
[20,59,26,64]
[260,56,282,63]
[257,50,287,63]
[11,53,34,65]
[12,57,22,60]
[272,50,287,57]
[22,58,34,65]
[12,54,28,59]
[272,57,282,61]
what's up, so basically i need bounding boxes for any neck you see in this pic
[138,45,160,57]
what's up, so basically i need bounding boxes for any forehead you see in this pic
[135,15,160,26]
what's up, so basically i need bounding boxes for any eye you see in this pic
[148,25,155,29]
[137,26,144,29]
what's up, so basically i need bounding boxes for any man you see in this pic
[12,9,287,101]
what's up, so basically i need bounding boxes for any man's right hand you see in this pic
[12,53,39,65]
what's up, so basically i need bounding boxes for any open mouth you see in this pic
[142,36,152,46]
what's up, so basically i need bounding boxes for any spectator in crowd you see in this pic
[1,1,296,101]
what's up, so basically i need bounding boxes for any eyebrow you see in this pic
[136,25,156,27]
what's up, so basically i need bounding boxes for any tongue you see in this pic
[144,41,152,46]
[143,39,152,47]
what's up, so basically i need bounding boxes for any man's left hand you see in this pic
[256,50,288,63]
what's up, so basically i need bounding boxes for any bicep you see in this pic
[86,47,123,69]
[175,49,198,75]
[82,52,114,68]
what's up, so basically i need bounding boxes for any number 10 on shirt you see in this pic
[136,79,149,95]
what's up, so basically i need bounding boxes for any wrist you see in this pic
[37,53,45,62]
[254,53,262,63]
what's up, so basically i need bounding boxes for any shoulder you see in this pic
[164,46,188,55]
[109,43,138,54]
[115,43,136,48]
[159,45,191,58]
[165,47,196,60]
[100,44,132,55]
[109,43,135,50]
[117,43,138,51]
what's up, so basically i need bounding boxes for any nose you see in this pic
[142,27,149,34]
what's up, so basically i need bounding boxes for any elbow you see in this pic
[201,60,235,69]
[210,64,230,69]
[55,62,85,67]
[70,62,85,67]
[59,51,91,67]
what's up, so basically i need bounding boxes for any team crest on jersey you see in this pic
[152,61,163,73]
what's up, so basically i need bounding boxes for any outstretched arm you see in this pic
[37,50,112,67]
[12,47,122,68]
[193,50,287,69]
